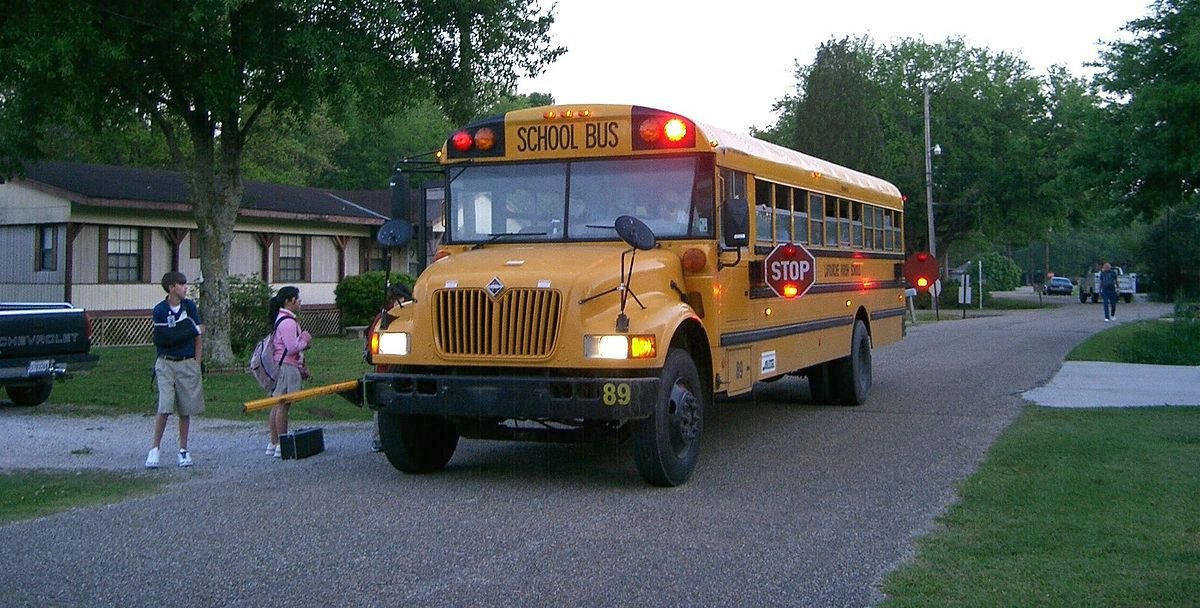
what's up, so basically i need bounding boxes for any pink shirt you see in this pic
[272,310,309,367]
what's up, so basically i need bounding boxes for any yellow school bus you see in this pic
[363,104,906,486]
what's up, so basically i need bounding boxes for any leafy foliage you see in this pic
[976,252,1022,292]
[1137,202,1200,301]
[1095,0,1200,218]
[335,271,416,327]
[189,274,272,356]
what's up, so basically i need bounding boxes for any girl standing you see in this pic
[266,286,312,458]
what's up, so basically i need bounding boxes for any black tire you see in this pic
[1079,293,1087,304]
[1123,293,1132,304]
[806,362,832,403]
[377,412,459,474]
[632,348,705,487]
[4,381,53,407]
[827,320,872,406]
[1091,294,1099,304]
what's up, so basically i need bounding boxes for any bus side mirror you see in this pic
[721,198,749,248]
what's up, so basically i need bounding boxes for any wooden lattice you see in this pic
[90,308,344,347]
[91,316,154,347]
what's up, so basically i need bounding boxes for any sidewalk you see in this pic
[1023,361,1200,408]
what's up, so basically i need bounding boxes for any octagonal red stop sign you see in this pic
[764,243,816,298]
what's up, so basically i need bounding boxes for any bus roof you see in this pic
[696,121,903,208]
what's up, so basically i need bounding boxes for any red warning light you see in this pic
[451,130,473,152]
[781,243,798,258]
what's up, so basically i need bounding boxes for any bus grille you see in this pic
[434,288,562,358]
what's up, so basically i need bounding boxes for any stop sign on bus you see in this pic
[764,243,816,298]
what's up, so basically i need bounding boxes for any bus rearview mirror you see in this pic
[721,198,749,248]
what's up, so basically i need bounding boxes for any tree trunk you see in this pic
[184,133,243,367]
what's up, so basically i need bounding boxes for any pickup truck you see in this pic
[1077,266,1137,304]
[0,303,99,406]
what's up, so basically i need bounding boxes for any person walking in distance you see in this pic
[266,286,312,458]
[1099,262,1120,322]
[146,271,204,468]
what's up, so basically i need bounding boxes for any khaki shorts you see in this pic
[155,357,205,416]
[272,364,303,398]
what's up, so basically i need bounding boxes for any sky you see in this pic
[518,0,1151,134]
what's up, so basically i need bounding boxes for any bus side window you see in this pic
[754,178,772,244]
[774,183,791,243]
[809,193,824,245]
[794,187,809,244]
[863,204,875,249]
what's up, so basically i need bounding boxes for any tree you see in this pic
[0,0,563,365]
[1095,0,1200,218]
[406,0,565,125]
[760,37,885,176]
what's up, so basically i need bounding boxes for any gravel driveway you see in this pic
[0,409,375,479]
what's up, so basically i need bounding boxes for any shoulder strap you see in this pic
[271,316,289,365]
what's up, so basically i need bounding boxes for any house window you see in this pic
[36,225,58,271]
[366,243,388,272]
[107,226,141,282]
[279,234,305,282]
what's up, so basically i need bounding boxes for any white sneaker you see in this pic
[1111,316,1116,321]
[178,449,193,467]
[1104,318,1111,322]
[273,444,282,459]
[145,447,160,468]
[266,443,278,456]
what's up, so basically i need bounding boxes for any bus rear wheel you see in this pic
[378,412,459,474]
[828,320,872,406]
[632,348,705,487]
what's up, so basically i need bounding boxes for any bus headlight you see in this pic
[377,332,410,356]
[584,335,656,359]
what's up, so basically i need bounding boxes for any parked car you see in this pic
[1043,276,1074,296]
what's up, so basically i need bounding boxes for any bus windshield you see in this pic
[447,155,714,244]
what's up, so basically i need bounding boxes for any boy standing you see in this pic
[146,271,205,468]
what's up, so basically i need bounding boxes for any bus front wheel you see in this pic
[378,412,459,474]
[632,348,705,487]
[828,320,872,406]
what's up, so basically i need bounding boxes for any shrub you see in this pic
[976,252,1022,292]
[335,271,416,327]
[186,274,272,356]
[1118,317,1200,365]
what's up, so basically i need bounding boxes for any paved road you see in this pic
[0,298,1174,607]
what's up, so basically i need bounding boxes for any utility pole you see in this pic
[923,84,937,259]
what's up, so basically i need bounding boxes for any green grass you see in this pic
[47,336,374,421]
[885,314,1200,605]
[0,469,166,525]
[882,407,1200,607]
[1070,318,1200,365]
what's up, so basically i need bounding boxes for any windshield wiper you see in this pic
[471,232,547,250]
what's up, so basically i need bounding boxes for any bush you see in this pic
[1118,317,1200,365]
[976,252,1022,292]
[335,271,416,327]
[229,275,273,354]
[187,274,272,356]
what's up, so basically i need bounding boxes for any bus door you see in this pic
[714,168,755,396]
